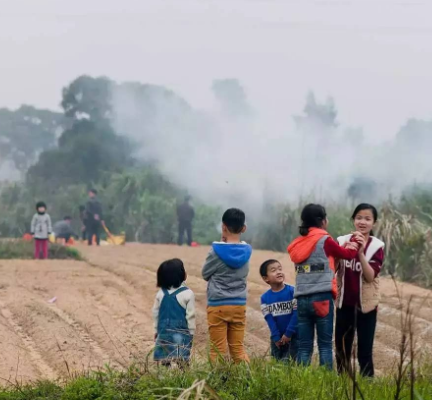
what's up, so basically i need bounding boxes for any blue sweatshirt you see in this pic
[260,284,298,342]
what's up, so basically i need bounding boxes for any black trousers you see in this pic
[57,234,71,243]
[178,221,192,246]
[87,223,101,246]
[335,305,377,377]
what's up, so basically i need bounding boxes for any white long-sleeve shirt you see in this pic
[152,283,196,335]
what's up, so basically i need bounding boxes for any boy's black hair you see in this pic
[157,258,186,289]
[64,216,72,220]
[299,203,327,236]
[352,203,378,222]
[259,259,280,277]
[36,201,47,210]
[89,188,98,195]
[222,208,246,234]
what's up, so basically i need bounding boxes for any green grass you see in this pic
[0,240,83,260]
[0,360,431,400]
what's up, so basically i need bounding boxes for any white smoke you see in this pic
[111,80,432,212]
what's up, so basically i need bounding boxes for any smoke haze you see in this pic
[111,80,432,212]
[1,0,432,212]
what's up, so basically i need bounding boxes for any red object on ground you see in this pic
[23,233,33,242]
[191,242,200,247]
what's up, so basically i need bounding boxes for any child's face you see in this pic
[353,209,375,235]
[263,262,285,285]
[37,207,46,213]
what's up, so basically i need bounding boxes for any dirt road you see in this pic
[0,244,431,382]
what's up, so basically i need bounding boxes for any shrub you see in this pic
[0,240,83,260]
[61,377,105,400]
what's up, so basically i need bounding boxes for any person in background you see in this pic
[335,203,385,378]
[153,258,195,366]
[53,216,77,243]
[202,208,252,364]
[260,259,298,363]
[287,203,362,370]
[79,205,88,242]
[177,195,195,246]
[85,189,103,246]
[31,201,52,259]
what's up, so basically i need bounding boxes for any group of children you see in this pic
[153,203,385,377]
[30,199,384,375]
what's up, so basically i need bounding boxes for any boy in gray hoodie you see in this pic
[202,208,252,363]
[31,201,52,259]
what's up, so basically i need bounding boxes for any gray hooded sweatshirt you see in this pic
[202,242,252,306]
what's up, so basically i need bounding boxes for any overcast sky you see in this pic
[1,0,431,141]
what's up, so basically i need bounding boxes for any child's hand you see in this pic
[280,335,291,346]
[351,231,366,250]
[274,339,282,348]
[345,242,359,251]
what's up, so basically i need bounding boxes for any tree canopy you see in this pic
[0,105,64,174]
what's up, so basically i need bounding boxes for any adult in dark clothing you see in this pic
[86,189,103,246]
[53,216,77,243]
[177,196,194,246]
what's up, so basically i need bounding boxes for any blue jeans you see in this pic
[297,292,334,369]
[270,335,299,363]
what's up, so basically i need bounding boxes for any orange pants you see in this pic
[207,305,249,364]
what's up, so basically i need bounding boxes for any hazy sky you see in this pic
[1,0,431,141]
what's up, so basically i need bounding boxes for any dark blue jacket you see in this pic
[261,284,298,342]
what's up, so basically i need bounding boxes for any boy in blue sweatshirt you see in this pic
[202,208,252,364]
[260,259,298,362]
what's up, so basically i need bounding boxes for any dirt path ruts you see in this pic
[0,244,430,382]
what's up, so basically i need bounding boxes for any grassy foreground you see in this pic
[0,360,431,400]
[0,240,83,260]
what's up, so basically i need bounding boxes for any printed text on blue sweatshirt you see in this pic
[261,284,298,342]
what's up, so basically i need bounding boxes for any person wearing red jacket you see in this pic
[287,204,365,369]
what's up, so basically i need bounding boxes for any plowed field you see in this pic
[0,244,431,382]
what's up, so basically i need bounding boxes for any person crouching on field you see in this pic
[260,259,298,363]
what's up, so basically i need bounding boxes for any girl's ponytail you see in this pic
[299,225,310,236]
